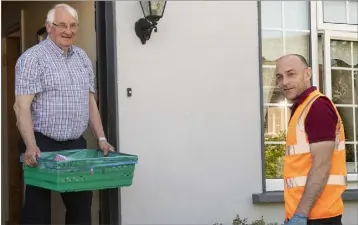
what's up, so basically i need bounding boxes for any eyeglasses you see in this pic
[52,22,79,31]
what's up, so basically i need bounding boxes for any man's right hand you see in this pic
[23,146,41,166]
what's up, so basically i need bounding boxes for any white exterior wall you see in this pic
[115,1,358,225]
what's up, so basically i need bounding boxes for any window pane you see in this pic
[262,31,283,65]
[262,68,276,87]
[331,40,352,68]
[355,105,358,141]
[261,1,282,29]
[354,71,358,104]
[284,1,309,30]
[265,143,285,179]
[263,88,284,104]
[332,70,353,104]
[347,144,356,173]
[337,107,354,141]
[285,32,310,62]
[262,68,285,104]
[354,41,358,68]
[323,1,347,24]
[318,36,324,65]
[264,106,287,135]
[348,1,358,25]
[261,1,312,183]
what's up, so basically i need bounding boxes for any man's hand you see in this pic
[23,145,41,166]
[285,213,307,225]
[98,140,115,156]
[88,93,115,155]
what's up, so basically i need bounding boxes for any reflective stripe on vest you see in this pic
[285,175,347,189]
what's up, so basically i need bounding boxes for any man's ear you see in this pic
[305,67,312,81]
[45,23,52,34]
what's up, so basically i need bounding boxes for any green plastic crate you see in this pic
[21,149,138,192]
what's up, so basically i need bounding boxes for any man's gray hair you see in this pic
[46,3,78,25]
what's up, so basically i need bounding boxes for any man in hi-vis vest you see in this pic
[275,54,347,225]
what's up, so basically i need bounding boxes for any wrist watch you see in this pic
[98,137,107,142]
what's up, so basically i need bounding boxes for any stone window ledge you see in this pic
[252,190,358,204]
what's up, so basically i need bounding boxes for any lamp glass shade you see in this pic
[140,1,166,19]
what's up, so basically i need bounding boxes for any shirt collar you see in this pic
[290,86,317,110]
[45,36,75,56]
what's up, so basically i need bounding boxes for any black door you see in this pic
[95,2,121,225]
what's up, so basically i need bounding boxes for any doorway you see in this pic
[1,1,120,224]
[2,29,22,225]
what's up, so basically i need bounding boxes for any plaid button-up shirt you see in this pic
[15,37,95,141]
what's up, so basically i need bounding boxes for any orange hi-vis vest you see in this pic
[284,89,347,220]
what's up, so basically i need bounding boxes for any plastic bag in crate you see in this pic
[54,154,68,161]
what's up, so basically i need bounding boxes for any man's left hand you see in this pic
[98,140,115,155]
[285,213,307,225]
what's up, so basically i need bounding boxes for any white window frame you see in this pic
[265,1,316,191]
[323,30,358,99]
[261,0,311,118]
[323,30,358,189]
[262,1,311,191]
[316,1,358,33]
[265,1,358,192]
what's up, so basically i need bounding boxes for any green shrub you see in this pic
[214,214,278,225]
[264,132,285,179]
[346,144,354,162]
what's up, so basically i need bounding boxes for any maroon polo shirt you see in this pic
[290,86,338,143]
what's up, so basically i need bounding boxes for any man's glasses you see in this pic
[52,22,79,31]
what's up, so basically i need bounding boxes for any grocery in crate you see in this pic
[20,149,138,192]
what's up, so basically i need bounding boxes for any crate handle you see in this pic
[19,155,41,163]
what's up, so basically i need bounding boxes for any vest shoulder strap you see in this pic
[290,90,322,125]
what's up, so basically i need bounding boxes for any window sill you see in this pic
[252,189,358,204]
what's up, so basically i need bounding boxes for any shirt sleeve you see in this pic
[305,97,338,144]
[80,50,96,93]
[15,52,43,95]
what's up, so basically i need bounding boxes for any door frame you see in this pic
[2,29,23,225]
[95,2,121,225]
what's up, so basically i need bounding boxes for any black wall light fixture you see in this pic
[135,1,167,44]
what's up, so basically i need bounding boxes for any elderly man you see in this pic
[275,54,347,225]
[14,4,114,225]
